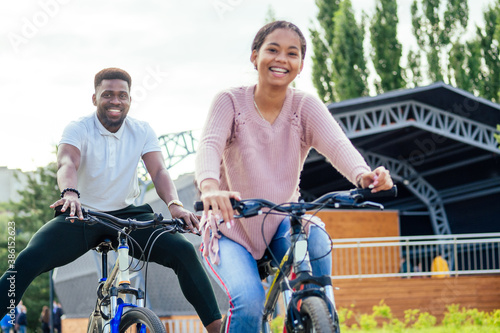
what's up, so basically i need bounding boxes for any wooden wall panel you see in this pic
[334,275,500,324]
[315,210,401,275]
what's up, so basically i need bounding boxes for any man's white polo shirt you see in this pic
[59,113,161,211]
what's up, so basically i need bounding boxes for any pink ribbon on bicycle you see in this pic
[200,211,222,265]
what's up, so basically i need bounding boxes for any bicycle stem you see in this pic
[290,216,312,274]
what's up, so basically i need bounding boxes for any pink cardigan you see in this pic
[195,85,370,263]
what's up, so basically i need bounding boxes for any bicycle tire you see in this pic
[118,307,166,333]
[299,296,337,333]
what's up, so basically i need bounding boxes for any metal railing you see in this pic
[160,233,500,331]
[162,318,206,333]
[330,233,500,279]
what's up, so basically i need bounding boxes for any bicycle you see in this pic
[65,209,189,333]
[195,186,397,333]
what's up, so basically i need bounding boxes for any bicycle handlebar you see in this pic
[65,209,187,232]
[193,186,397,218]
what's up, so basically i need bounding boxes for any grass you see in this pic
[269,302,500,332]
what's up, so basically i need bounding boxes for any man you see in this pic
[52,302,63,333]
[0,68,221,332]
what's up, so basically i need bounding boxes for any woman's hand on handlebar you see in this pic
[50,191,84,221]
[359,166,393,193]
[199,179,241,226]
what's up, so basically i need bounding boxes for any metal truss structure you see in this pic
[136,131,198,204]
[333,100,499,238]
[360,150,452,236]
[335,100,499,153]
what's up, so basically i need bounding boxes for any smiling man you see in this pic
[94,74,131,132]
[0,68,222,332]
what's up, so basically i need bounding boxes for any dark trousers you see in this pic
[0,204,221,326]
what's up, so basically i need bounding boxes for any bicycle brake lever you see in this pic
[235,201,263,219]
[356,201,384,210]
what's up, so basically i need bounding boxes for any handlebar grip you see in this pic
[193,201,204,212]
[194,198,239,212]
[351,185,398,199]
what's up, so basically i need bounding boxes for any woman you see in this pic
[40,306,50,333]
[195,21,393,332]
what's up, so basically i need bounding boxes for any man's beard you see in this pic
[101,115,125,129]
[97,107,126,130]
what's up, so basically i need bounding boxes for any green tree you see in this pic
[0,162,59,331]
[411,0,469,83]
[405,49,424,88]
[448,2,500,102]
[331,0,368,100]
[476,3,500,101]
[369,0,405,93]
[310,0,341,103]
[448,39,483,93]
[264,4,276,24]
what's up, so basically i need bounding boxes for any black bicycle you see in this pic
[66,210,189,333]
[195,186,397,333]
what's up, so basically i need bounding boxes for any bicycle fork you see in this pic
[284,222,338,331]
[96,233,147,333]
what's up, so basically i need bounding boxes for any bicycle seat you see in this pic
[257,250,277,280]
[94,239,113,253]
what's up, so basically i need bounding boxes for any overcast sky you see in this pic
[0,0,494,178]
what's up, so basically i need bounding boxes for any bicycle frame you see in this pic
[194,185,397,332]
[261,215,337,333]
[90,229,147,333]
[64,209,182,333]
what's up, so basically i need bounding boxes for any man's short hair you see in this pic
[94,68,132,90]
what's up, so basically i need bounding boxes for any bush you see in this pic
[338,301,498,332]
[267,302,499,332]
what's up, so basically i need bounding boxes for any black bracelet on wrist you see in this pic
[61,188,80,198]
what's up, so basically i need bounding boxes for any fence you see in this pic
[331,232,500,279]
[163,318,206,333]
[160,233,500,332]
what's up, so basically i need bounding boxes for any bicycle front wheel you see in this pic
[299,296,337,333]
[119,307,166,333]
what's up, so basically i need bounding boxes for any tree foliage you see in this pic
[310,0,341,103]
[410,0,469,83]
[448,2,500,102]
[369,0,405,93]
[0,162,58,331]
[310,0,500,104]
[331,0,369,100]
[310,0,369,102]
[264,4,277,24]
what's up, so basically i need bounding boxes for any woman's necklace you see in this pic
[253,99,265,120]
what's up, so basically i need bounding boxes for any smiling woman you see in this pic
[250,21,306,124]
[194,20,393,333]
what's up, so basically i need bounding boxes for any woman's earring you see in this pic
[254,62,257,70]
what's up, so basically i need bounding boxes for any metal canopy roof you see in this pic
[300,82,500,236]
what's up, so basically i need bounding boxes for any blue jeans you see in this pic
[203,217,332,333]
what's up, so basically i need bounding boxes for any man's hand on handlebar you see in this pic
[168,204,201,235]
[50,192,84,221]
